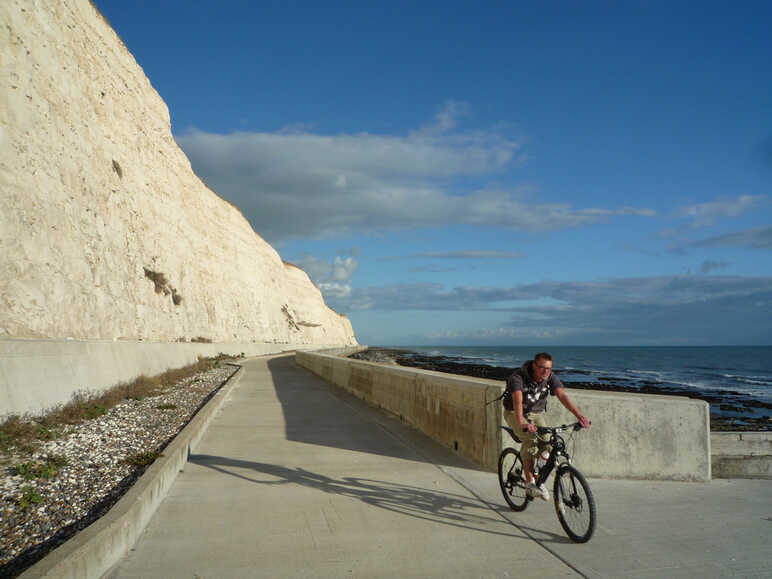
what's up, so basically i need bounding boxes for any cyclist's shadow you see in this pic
[188,453,565,540]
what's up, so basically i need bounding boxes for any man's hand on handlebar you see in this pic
[577,415,591,429]
[519,422,538,433]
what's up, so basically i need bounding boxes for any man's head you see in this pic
[532,352,553,381]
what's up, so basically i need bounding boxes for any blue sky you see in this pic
[95,0,772,346]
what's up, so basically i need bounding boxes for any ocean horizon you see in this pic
[375,345,772,422]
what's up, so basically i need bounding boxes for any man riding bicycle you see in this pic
[503,352,591,501]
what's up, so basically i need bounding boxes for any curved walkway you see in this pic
[107,354,771,578]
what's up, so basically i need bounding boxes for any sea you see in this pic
[389,345,772,423]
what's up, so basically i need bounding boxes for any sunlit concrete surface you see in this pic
[107,354,771,579]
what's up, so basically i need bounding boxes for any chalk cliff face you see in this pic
[0,0,357,345]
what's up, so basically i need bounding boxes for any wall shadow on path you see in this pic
[265,355,486,471]
[188,453,567,543]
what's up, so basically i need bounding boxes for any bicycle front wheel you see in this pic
[553,465,596,543]
[498,448,529,511]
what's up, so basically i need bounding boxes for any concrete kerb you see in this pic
[19,363,246,579]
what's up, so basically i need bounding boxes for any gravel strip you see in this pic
[0,363,239,577]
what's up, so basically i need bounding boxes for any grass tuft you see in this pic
[19,485,44,509]
[14,455,68,480]
[123,451,161,467]
[0,355,234,459]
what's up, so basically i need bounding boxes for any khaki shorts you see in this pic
[503,410,550,461]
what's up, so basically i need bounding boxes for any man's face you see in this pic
[532,358,552,381]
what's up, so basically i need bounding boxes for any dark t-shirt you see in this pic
[505,361,564,414]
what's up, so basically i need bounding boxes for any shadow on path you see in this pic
[188,453,564,541]
[264,355,488,471]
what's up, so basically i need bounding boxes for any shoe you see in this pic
[527,482,550,501]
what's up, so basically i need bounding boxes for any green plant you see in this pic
[37,424,58,441]
[14,455,68,480]
[123,451,161,467]
[15,461,37,480]
[1,354,228,459]
[19,485,44,509]
[46,454,69,468]
[84,404,108,419]
[0,415,38,452]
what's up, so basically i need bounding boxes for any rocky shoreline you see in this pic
[349,348,771,432]
[0,363,239,577]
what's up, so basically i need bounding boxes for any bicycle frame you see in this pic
[502,423,580,494]
[534,427,572,488]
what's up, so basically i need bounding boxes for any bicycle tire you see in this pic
[553,464,596,543]
[498,448,529,511]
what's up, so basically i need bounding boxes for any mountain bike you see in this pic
[498,422,596,543]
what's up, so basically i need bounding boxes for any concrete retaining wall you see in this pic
[0,339,339,418]
[711,432,772,479]
[296,350,712,481]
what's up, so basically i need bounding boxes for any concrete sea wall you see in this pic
[297,350,712,481]
[711,432,771,479]
[1,339,337,418]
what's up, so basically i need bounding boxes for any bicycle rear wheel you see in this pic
[498,448,529,511]
[553,465,596,543]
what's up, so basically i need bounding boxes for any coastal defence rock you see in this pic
[0,0,356,346]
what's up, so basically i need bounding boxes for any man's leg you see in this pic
[504,411,537,483]
[520,414,541,484]
[527,413,550,500]
[531,412,550,460]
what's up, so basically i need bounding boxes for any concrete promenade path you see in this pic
[108,354,771,578]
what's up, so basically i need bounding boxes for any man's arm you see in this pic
[555,387,591,429]
[513,390,537,433]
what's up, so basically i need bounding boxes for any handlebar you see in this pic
[535,421,590,435]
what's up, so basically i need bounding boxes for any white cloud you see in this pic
[176,105,654,244]
[338,275,772,344]
[410,100,470,137]
[675,195,767,228]
[384,250,526,260]
[293,252,359,296]
[331,256,358,281]
[683,226,772,250]
[317,282,352,299]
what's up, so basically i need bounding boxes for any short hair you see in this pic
[534,352,552,363]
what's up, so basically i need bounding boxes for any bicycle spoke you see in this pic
[553,465,596,543]
[498,448,529,511]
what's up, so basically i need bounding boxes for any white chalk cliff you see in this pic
[0,0,357,346]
